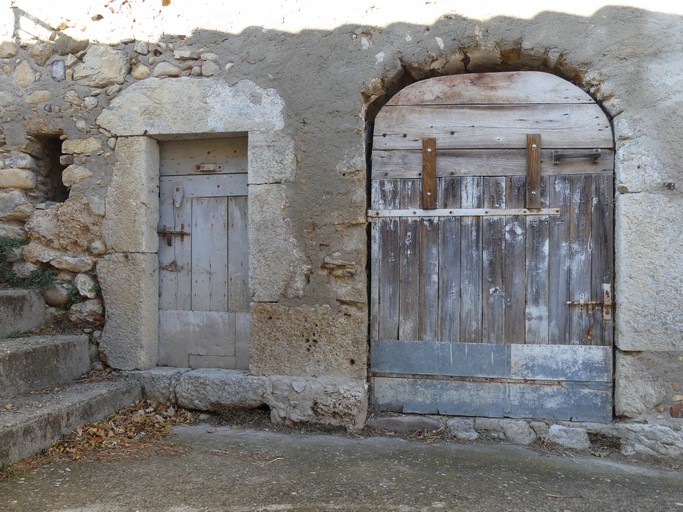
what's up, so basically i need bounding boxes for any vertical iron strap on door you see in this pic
[422,138,437,209]
[526,134,542,209]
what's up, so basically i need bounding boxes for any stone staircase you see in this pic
[0,296,141,464]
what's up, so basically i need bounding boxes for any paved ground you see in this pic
[1,424,682,512]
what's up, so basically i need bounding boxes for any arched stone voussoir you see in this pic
[97,77,285,137]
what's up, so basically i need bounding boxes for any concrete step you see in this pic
[0,335,91,400]
[0,289,46,338]
[0,378,142,464]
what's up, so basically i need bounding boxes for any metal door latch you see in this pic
[157,224,191,246]
[195,163,224,173]
[566,284,613,320]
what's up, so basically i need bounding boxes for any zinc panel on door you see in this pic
[370,72,614,421]
[158,138,249,370]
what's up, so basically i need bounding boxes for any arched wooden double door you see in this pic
[369,72,614,421]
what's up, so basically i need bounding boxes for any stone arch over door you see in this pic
[369,71,615,421]
[95,77,295,370]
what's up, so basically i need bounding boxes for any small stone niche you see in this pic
[37,136,69,203]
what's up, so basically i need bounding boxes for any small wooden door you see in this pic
[370,72,614,421]
[158,138,250,369]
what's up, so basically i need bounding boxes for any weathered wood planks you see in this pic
[372,148,614,179]
[160,174,247,199]
[370,174,612,346]
[369,72,615,421]
[374,104,612,151]
[159,137,247,176]
[386,72,597,106]
[158,138,250,370]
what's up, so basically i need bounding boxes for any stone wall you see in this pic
[0,1,681,428]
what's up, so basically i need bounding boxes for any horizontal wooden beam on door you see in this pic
[374,104,613,150]
[367,208,560,219]
[371,148,614,179]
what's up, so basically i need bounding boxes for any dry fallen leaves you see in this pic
[0,400,196,480]
[46,400,197,462]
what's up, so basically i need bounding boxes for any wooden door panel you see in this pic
[525,176,550,344]
[374,103,612,151]
[191,196,229,312]
[159,181,192,310]
[158,139,250,370]
[436,178,461,342]
[372,175,611,346]
[398,180,420,340]
[228,196,250,312]
[369,72,614,421]
[159,138,247,176]
[591,174,615,347]
[504,175,527,344]
[482,177,506,343]
[373,180,401,341]
[372,375,611,421]
[459,176,483,342]
[158,309,237,368]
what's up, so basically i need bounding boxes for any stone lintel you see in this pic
[96,78,285,137]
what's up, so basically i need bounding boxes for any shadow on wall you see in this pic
[5,5,679,188]
[1,2,680,311]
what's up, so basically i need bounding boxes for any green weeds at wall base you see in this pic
[0,237,55,289]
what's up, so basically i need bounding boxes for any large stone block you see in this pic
[0,289,45,338]
[97,78,284,137]
[73,44,129,88]
[248,184,310,301]
[62,137,103,155]
[0,190,32,221]
[0,169,37,189]
[103,137,159,253]
[130,367,190,403]
[247,132,296,185]
[175,369,267,410]
[25,199,102,253]
[615,193,683,351]
[615,350,683,421]
[250,303,367,379]
[168,368,367,430]
[616,423,683,458]
[0,335,90,399]
[266,375,367,430]
[548,424,590,450]
[98,253,158,370]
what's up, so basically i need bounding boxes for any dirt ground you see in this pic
[2,402,683,512]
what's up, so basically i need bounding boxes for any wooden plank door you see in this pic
[369,72,614,422]
[157,138,250,369]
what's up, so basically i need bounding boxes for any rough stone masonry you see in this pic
[0,0,681,455]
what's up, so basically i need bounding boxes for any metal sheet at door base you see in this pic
[371,376,612,422]
[370,340,612,422]
[371,340,612,382]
